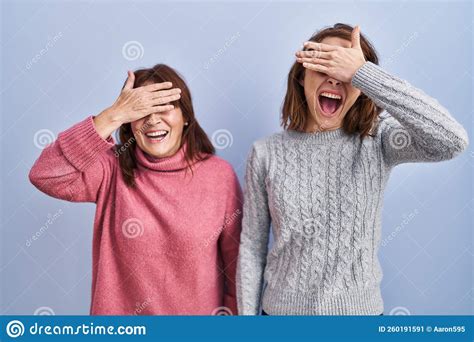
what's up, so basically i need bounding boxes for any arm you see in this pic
[295,25,468,167]
[218,168,243,315]
[236,142,271,315]
[351,61,469,167]
[29,70,183,202]
[29,113,117,203]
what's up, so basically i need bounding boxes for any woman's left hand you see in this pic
[295,25,366,83]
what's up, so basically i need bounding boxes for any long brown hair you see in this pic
[282,23,383,138]
[115,64,215,187]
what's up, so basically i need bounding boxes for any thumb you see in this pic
[351,25,361,49]
[123,70,135,90]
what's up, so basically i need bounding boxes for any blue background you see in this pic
[1,0,472,315]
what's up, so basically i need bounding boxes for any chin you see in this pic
[151,141,183,157]
[309,110,341,131]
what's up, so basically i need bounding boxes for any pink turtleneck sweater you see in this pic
[29,116,243,315]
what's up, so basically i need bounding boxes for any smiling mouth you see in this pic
[144,130,169,142]
[317,92,343,117]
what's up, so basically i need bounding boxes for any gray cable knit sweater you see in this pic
[236,61,469,315]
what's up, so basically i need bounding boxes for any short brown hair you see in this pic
[116,64,215,187]
[281,23,383,138]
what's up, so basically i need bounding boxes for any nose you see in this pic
[327,78,341,86]
[145,113,162,125]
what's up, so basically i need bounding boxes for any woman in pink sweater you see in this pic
[29,64,242,315]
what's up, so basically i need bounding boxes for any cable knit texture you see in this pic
[29,116,243,315]
[236,61,469,315]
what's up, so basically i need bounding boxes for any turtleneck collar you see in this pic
[285,126,350,143]
[134,143,190,172]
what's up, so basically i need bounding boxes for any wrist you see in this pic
[101,106,123,129]
[93,107,122,140]
[351,60,367,85]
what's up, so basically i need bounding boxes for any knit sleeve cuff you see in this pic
[57,115,115,172]
[351,61,393,96]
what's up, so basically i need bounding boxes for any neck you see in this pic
[135,143,190,172]
[304,121,341,133]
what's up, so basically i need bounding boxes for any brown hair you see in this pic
[115,64,215,187]
[281,23,383,138]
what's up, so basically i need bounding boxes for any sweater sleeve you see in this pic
[218,167,243,315]
[351,61,469,168]
[29,116,116,203]
[236,142,271,315]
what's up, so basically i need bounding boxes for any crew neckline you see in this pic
[285,127,349,143]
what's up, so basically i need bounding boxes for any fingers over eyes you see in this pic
[149,93,181,105]
[303,41,339,52]
[297,57,331,66]
[142,104,175,116]
[296,50,332,59]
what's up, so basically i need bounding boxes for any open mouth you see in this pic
[144,130,169,143]
[317,91,343,117]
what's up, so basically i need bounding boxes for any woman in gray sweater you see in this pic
[236,23,469,315]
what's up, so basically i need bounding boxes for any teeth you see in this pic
[145,130,167,138]
[320,92,342,100]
